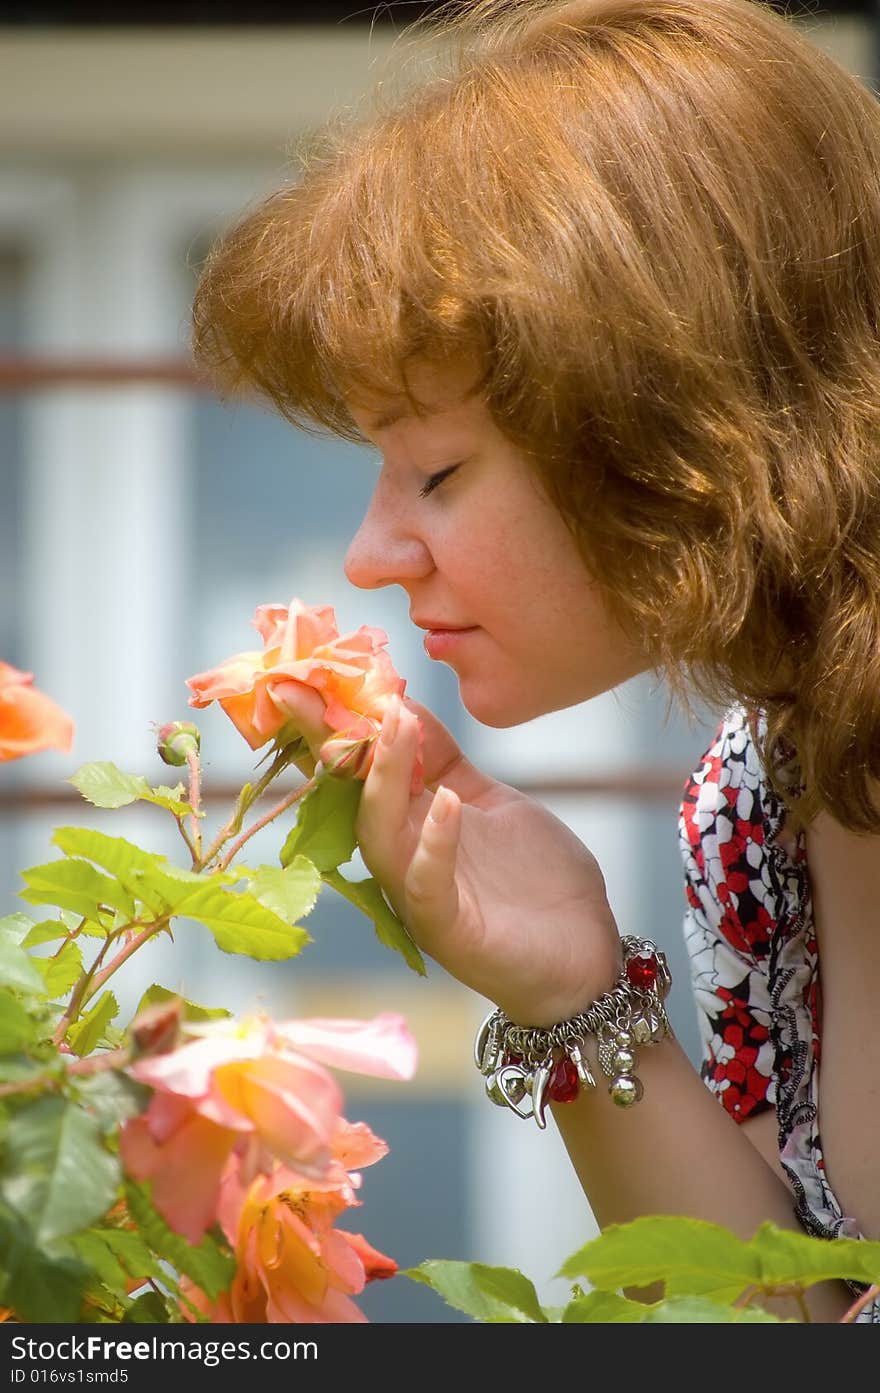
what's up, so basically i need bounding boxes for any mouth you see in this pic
[420,626,479,660]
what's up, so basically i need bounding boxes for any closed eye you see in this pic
[418,465,461,499]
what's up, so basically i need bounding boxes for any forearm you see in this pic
[550,1034,853,1321]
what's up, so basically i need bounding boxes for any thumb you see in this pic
[403,785,462,941]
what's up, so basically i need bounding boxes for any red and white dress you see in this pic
[679,706,879,1322]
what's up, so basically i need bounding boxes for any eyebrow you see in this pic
[372,407,409,431]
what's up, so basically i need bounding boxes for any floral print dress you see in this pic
[679,706,879,1322]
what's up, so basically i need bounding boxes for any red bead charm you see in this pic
[625,950,658,989]
[546,1056,579,1103]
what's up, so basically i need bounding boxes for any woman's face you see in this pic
[344,359,651,727]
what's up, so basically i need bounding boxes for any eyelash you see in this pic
[418,465,460,499]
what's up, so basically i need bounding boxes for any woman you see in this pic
[191,0,880,1320]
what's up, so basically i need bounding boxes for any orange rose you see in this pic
[0,661,73,763]
[186,598,422,787]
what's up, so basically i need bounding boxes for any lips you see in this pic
[412,619,474,632]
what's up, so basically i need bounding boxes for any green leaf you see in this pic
[132,984,231,1024]
[0,1095,120,1243]
[403,1260,549,1322]
[559,1215,880,1304]
[68,762,155,809]
[325,870,426,976]
[174,882,310,960]
[0,1201,89,1322]
[124,1180,235,1300]
[50,828,178,915]
[151,784,193,817]
[122,1290,175,1322]
[0,991,40,1051]
[19,857,126,923]
[73,1072,149,1132]
[561,1290,653,1322]
[280,776,361,873]
[66,1231,134,1301]
[68,762,191,817]
[22,918,102,947]
[0,936,46,994]
[249,857,322,925]
[644,1295,786,1322]
[67,991,120,1056]
[0,913,36,945]
[32,939,84,1000]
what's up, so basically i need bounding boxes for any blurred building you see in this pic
[0,2,875,1321]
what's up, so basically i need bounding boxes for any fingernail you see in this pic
[429,785,451,823]
[381,695,400,746]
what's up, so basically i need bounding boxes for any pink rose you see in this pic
[119,1013,417,1244]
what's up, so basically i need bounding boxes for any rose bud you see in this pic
[157,720,201,766]
[317,733,376,781]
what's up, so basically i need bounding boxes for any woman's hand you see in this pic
[354,694,622,1025]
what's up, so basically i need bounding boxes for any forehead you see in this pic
[346,356,487,438]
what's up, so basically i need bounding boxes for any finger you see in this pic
[401,697,496,802]
[403,785,462,938]
[269,679,329,758]
[358,696,424,852]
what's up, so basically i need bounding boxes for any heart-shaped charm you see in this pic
[495,1063,535,1119]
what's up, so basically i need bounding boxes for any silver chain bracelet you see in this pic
[474,935,673,1128]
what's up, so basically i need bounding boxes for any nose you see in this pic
[343,484,433,591]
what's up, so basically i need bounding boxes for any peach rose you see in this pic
[186,597,422,788]
[182,1119,397,1323]
[0,661,73,763]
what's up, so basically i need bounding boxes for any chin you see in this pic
[459,684,551,728]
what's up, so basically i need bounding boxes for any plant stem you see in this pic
[217,779,315,872]
[174,815,198,867]
[840,1283,880,1323]
[53,919,166,1045]
[198,744,300,871]
[186,749,202,860]
[0,1046,131,1099]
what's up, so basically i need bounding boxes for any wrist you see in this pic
[475,936,673,1128]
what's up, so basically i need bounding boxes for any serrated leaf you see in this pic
[66,1230,133,1301]
[0,991,40,1051]
[0,1202,89,1322]
[19,858,125,923]
[0,1095,120,1243]
[132,984,230,1024]
[22,918,103,947]
[561,1290,651,1322]
[50,828,179,915]
[325,871,426,976]
[0,937,46,994]
[403,1259,548,1322]
[560,1216,880,1302]
[174,882,310,960]
[68,763,193,819]
[0,913,36,945]
[124,1181,235,1299]
[645,1295,786,1322]
[249,858,322,927]
[67,992,120,1057]
[280,776,360,873]
[122,1290,175,1322]
[32,939,84,1000]
[74,1072,150,1132]
[69,763,155,809]
[150,784,193,817]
